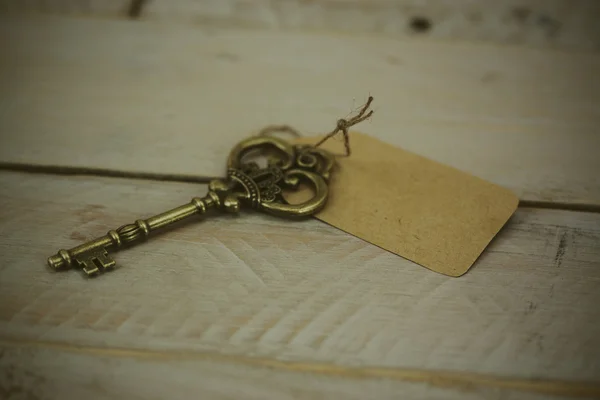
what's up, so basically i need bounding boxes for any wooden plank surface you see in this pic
[0,15,599,206]
[144,0,600,51]
[1,9,599,399]
[1,171,599,386]
[5,343,598,400]
[1,1,598,52]
[2,342,598,400]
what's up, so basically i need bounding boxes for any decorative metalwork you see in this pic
[47,135,335,277]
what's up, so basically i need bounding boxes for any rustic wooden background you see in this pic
[0,1,599,399]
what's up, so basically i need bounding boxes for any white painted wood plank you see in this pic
[1,16,598,205]
[145,0,600,51]
[3,342,593,400]
[0,171,599,382]
[2,1,598,52]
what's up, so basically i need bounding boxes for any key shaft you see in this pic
[48,195,214,273]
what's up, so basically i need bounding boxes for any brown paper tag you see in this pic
[292,132,518,277]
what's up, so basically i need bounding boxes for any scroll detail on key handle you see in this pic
[47,135,336,276]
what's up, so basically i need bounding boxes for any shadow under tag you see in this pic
[292,132,519,277]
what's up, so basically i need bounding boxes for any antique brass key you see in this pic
[48,135,335,276]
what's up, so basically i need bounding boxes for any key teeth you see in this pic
[83,263,100,276]
[76,249,116,277]
[96,250,116,270]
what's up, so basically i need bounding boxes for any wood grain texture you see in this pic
[0,15,599,205]
[3,0,597,50]
[4,343,598,400]
[144,0,600,51]
[1,171,599,385]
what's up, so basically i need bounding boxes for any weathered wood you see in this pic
[0,341,600,400]
[2,0,598,51]
[144,0,600,51]
[0,171,599,384]
[2,341,598,400]
[0,15,598,205]
[1,7,598,400]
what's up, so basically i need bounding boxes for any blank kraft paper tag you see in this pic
[294,132,519,277]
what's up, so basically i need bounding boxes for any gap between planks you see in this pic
[2,161,599,214]
[2,338,599,399]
